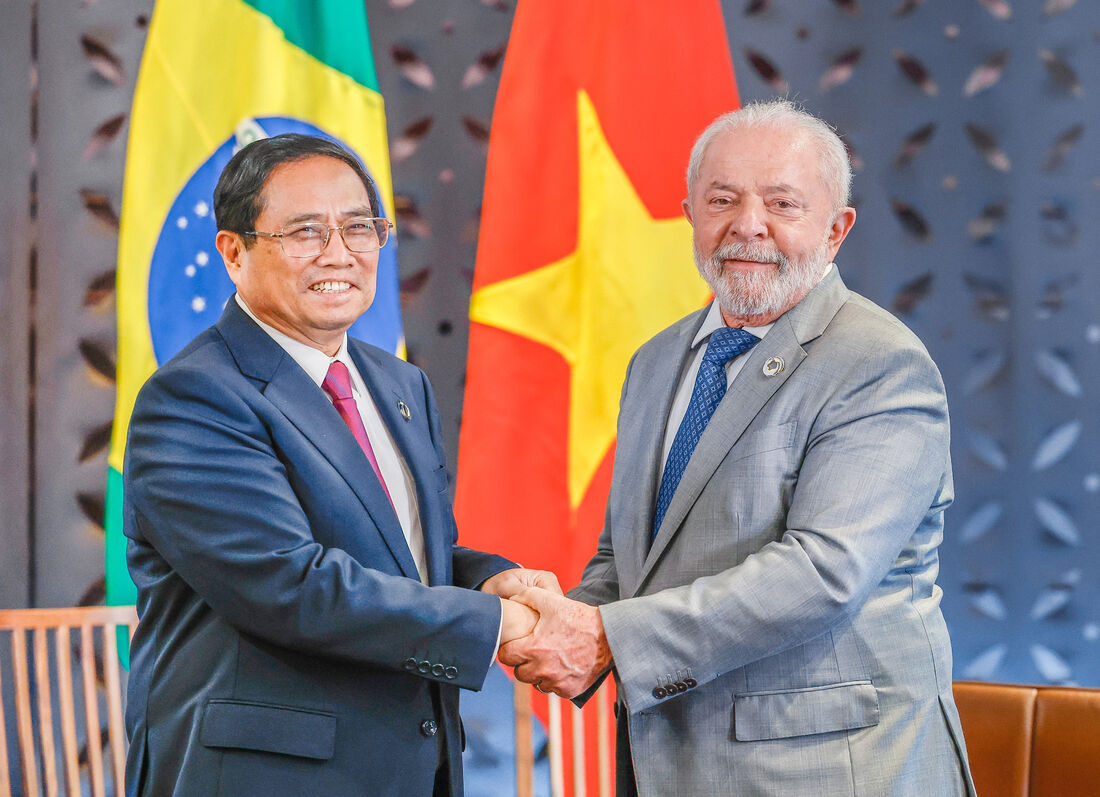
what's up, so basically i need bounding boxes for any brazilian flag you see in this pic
[107,0,403,619]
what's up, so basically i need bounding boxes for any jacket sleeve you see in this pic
[599,340,952,714]
[125,357,502,691]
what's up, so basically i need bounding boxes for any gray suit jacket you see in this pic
[571,270,976,797]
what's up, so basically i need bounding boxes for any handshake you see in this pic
[479,568,613,699]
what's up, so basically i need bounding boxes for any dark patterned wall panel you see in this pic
[31,1,152,607]
[726,0,1100,686]
[0,2,33,609]
[365,1,514,458]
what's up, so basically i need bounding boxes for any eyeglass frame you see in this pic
[244,217,394,257]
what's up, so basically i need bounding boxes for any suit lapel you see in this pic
[614,311,705,596]
[347,342,448,586]
[216,301,421,581]
[634,270,851,593]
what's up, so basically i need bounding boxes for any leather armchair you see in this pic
[954,680,1100,796]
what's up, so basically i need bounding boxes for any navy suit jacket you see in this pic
[123,299,514,796]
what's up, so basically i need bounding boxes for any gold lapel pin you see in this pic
[762,356,784,377]
[397,401,411,421]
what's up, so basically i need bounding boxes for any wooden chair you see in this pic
[0,606,137,797]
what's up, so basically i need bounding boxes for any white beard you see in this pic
[694,238,830,319]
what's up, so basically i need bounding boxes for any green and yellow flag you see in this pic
[107,0,403,613]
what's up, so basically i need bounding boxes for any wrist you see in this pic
[479,568,519,596]
[589,605,613,671]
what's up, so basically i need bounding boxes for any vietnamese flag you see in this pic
[456,0,738,792]
[457,0,738,600]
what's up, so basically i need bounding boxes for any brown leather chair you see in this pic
[954,680,1100,796]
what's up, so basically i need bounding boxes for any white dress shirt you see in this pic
[236,294,429,584]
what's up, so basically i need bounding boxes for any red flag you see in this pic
[458,0,738,591]
[456,1,738,791]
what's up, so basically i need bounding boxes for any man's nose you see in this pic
[727,199,768,239]
[318,226,356,263]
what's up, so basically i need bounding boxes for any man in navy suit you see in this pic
[123,134,551,796]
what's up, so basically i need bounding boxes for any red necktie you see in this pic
[322,360,393,507]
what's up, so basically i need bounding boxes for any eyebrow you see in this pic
[280,205,375,226]
[766,183,805,197]
[706,181,807,199]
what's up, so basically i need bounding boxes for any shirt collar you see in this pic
[235,293,354,389]
[691,303,775,350]
[692,261,834,349]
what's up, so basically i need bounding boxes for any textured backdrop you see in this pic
[0,0,1097,688]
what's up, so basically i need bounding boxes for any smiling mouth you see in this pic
[310,280,352,294]
[723,258,775,268]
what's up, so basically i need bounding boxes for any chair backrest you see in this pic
[0,606,137,797]
[953,679,1100,797]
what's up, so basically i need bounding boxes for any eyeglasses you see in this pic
[246,217,393,258]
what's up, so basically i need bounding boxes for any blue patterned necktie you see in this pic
[653,326,760,537]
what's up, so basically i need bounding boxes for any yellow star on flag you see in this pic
[469,90,711,509]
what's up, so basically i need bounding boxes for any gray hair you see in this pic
[685,99,852,212]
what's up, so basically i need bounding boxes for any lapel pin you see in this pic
[762,356,784,377]
[397,401,411,421]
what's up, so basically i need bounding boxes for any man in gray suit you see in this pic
[499,100,976,796]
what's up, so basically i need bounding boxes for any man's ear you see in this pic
[826,206,856,260]
[681,197,694,226]
[216,230,246,287]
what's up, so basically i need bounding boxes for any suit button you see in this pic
[652,686,667,700]
[444,666,458,680]
[684,678,698,689]
[420,719,438,737]
[417,660,431,674]
[431,664,445,677]
[674,681,688,693]
[403,658,417,672]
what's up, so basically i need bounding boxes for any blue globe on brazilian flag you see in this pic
[107,0,403,610]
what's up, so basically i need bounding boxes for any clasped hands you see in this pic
[479,568,612,699]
